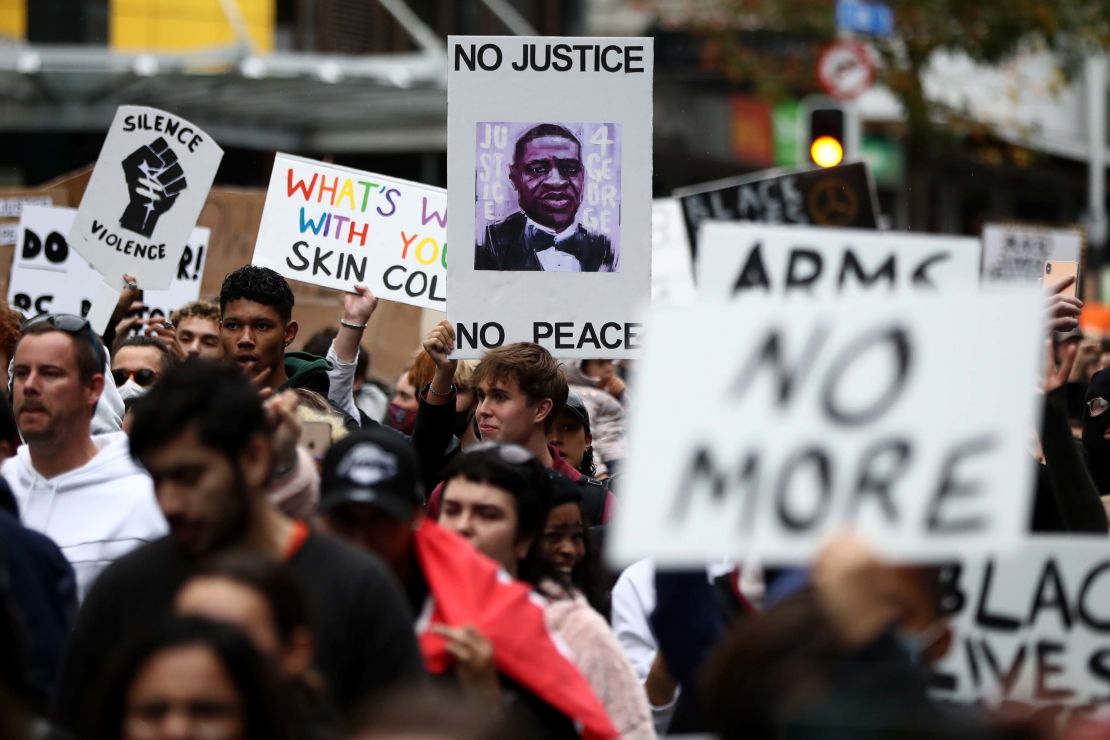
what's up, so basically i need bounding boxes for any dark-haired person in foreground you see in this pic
[2,316,165,600]
[83,616,303,740]
[53,360,423,731]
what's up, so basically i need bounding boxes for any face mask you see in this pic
[117,379,148,402]
[1082,369,1110,494]
[387,403,415,435]
[893,620,946,667]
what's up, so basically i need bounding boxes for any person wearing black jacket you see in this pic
[1033,339,1108,532]
[52,360,423,732]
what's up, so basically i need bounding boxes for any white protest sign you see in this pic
[68,106,223,290]
[8,205,208,319]
[607,291,1043,566]
[447,36,653,358]
[981,223,1084,285]
[651,198,695,307]
[252,154,447,310]
[697,222,981,299]
[932,536,1110,723]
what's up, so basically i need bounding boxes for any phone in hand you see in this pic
[300,421,332,461]
[1044,260,1080,300]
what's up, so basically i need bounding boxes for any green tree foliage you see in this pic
[646,0,1110,143]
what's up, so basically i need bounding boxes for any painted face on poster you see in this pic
[931,537,1110,723]
[67,105,224,290]
[8,205,208,319]
[696,222,981,299]
[448,36,653,359]
[475,122,621,273]
[606,290,1043,567]
[252,154,447,310]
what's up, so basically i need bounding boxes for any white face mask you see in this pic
[117,378,148,402]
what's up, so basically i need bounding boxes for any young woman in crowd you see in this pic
[84,616,301,740]
[173,551,337,738]
[436,444,655,739]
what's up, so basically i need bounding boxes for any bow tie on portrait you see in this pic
[528,228,583,260]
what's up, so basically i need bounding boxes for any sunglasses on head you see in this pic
[467,441,536,464]
[21,313,106,370]
[111,368,159,388]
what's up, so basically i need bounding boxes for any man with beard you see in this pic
[476,124,616,273]
[1,315,165,600]
[52,360,423,730]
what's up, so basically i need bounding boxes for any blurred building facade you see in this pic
[0,0,1105,240]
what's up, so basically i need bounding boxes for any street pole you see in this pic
[1084,54,1108,298]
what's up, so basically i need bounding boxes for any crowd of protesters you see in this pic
[0,261,1107,740]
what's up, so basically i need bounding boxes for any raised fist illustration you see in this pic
[119,137,188,237]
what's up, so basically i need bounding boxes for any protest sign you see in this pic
[0,193,56,246]
[674,161,880,257]
[931,536,1110,723]
[8,205,208,319]
[607,290,1043,566]
[447,36,653,358]
[252,154,447,311]
[696,222,981,299]
[651,198,695,307]
[68,106,223,291]
[981,223,1084,285]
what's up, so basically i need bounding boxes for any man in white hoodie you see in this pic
[2,314,166,600]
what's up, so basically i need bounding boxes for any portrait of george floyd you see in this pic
[474,122,621,273]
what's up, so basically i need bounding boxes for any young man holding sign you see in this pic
[420,322,613,526]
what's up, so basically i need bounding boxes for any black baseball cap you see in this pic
[319,428,423,521]
[562,391,591,433]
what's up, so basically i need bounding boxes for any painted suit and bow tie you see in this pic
[476,212,616,273]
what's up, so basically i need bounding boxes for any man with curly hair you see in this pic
[218,266,331,395]
[169,299,221,360]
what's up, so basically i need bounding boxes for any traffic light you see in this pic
[806,105,846,168]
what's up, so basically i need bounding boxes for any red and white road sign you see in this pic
[817,40,874,100]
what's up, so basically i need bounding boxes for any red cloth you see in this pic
[282,520,310,562]
[414,521,617,740]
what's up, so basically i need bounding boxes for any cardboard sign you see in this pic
[696,222,981,299]
[8,205,208,319]
[931,537,1110,723]
[447,36,653,358]
[651,198,695,307]
[253,154,447,310]
[68,106,223,290]
[0,194,55,246]
[607,291,1043,566]
[674,162,880,257]
[981,223,1084,285]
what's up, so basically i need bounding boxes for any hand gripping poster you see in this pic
[448,37,653,358]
